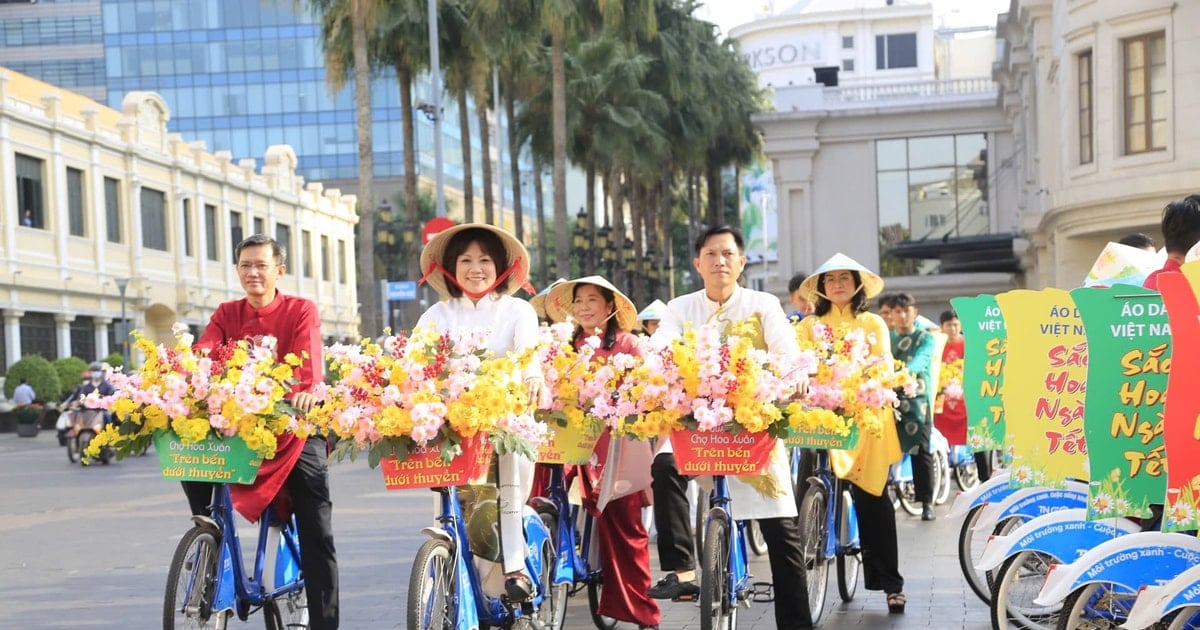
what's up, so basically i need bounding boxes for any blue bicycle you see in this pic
[697,474,763,630]
[531,463,610,630]
[795,448,861,624]
[408,483,557,630]
[163,484,307,629]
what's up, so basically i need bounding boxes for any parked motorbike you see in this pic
[61,406,112,465]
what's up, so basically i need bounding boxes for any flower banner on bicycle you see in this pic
[535,416,601,465]
[152,429,263,484]
[670,429,774,475]
[380,432,494,489]
[785,422,860,451]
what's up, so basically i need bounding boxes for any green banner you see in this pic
[1071,286,1168,519]
[951,295,1006,452]
[153,430,263,484]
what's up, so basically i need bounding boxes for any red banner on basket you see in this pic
[670,429,774,475]
[380,434,494,490]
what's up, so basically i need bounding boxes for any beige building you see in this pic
[739,0,1020,317]
[996,0,1199,289]
[0,67,359,372]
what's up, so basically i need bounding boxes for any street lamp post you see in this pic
[115,277,130,369]
[572,208,590,276]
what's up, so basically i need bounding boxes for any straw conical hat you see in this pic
[800,253,884,300]
[545,276,638,331]
[528,278,566,320]
[419,223,530,297]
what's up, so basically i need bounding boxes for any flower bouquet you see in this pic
[935,357,964,414]
[83,325,307,482]
[528,323,609,464]
[611,319,814,476]
[787,320,915,450]
[310,327,547,484]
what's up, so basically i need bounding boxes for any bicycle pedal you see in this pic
[671,593,699,602]
[750,581,774,603]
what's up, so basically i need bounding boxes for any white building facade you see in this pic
[0,68,360,372]
[996,0,1200,289]
[737,0,1021,316]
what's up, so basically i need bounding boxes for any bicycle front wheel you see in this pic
[934,454,952,505]
[699,511,736,630]
[262,591,307,630]
[1057,581,1137,630]
[990,550,1062,630]
[835,486,860,602]
[797,485,829,624]
[535,514,568,630]
[164,526,221,630]
[586,576,619,630]
[407,538,455,630]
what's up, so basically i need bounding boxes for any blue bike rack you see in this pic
[1036,532,1200,607]
[972,481,1089,534]
[974,508,1139,572]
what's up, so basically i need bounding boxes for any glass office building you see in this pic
[93,0,527,206]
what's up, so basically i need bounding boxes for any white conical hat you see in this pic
[419,223,531,297]
[638,299,669,321]
[800,253,884,300]
[528,278,566,319]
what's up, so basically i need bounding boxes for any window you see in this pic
[104,177,121,242]
[181,198,194,256]
[141,187,167,250]
[70,317,96,365]
[337,239,347,284]
[842,58,855,72]
[66,167,85,236]
[875,133,989,275]
[15,153,44,228]
[253,217,265,235]
[320,235,330,281]
[19,312,57,359]
[875,33,917,70]
[842,36,854,49]
[275,223,292,264]
[205,203,219,261]
[230,211,244,258]
[301,229,313,278]
[1078,50,1094,164]
[1123,31,1167,154]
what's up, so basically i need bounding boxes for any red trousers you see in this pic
[595,492,660,626]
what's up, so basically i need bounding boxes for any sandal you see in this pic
[886,592,906,614]
[504,573,534,603]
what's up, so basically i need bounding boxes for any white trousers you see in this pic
[497,451,534,574]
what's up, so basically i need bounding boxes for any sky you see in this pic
[698,0,1013,37]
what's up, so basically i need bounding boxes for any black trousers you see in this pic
[910,422,935,504]
[182,437,339,629]
[974,450,993,482]
[652,452,815,628]
[850,482,904,594]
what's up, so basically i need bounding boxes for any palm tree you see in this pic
[308,0,379,336]
[440,1,477,223]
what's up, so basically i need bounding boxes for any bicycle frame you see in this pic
[806,450,860,561]
[199,485,305,620]
[427,486,551,628]
[542,464,598,591]
[706,475,752,603]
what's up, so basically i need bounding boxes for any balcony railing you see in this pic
[770,77,998,113]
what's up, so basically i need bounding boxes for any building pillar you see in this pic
[54,313,75,360]
[3,309,24,368]
[94,317,112,361]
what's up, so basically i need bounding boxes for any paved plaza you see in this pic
[0,433,988,629]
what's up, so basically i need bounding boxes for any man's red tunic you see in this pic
[194,292,324,520]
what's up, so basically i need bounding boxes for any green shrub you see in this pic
[103,352,124,371]
[4,355,62,403]
[53,357,89,398]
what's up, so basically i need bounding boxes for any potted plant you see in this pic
[13,403,42,437]
[4,355,62,437]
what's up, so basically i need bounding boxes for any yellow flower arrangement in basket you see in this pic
[83,325,307,462]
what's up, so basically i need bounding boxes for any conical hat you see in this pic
[419,223,530,298]
[800,253,884,300]
[638,299,669,321]
[545,276,638,331]
[528,278,566,320]
[1083,242,1163,288]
